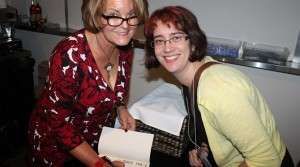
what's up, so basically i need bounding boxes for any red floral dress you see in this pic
[28,29,134,167]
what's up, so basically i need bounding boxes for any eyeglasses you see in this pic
[151,35,189,48]
[101,14,139,27]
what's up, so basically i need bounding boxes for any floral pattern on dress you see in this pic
[28,29,133,167]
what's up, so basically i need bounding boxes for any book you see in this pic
[98,127,154,167]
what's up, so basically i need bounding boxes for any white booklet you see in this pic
[98,127,154,167]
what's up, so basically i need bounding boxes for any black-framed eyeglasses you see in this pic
[101,14,139,27]
[151,35,189,48]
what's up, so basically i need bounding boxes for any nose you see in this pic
[119,20,129,29]
[163,40,174,52]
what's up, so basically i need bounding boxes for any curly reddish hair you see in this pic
[144,6,207,69]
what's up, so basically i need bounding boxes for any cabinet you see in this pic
[0,51,35,155]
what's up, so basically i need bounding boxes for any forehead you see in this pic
[153,20,180,36]
[105,0,134,12]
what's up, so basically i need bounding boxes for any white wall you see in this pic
[10,0,300,165]
[15,30,64,85]
[9,0,300,60]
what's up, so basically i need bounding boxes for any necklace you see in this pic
[95,34,116,78]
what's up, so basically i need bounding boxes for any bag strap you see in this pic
[191,61,219,134]
[193,61,219,89]
[191,61,219,166]
[191,61,219,142]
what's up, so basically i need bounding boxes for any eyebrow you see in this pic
[104,9,135,16]
[153,32,185,39]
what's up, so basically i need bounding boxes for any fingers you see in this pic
[189,149,203,167]
[117,108,136,132]
[111,161,125,167]
[199,142,209,157]
[120,118,136,131]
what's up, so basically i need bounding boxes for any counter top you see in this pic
[211,56,300,76]
[16,24,300,76]
[16,23,77,37]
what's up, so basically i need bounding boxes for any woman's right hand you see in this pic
[103,160,125,167]
[188,143,209,167]
[189,149,204,167]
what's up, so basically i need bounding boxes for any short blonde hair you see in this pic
[81,0,149,34]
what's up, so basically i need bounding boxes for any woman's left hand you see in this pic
[116,106,136,131]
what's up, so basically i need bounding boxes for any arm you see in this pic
[210,72,281,166]
[69,141,100,167]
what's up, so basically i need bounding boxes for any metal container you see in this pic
[0,6,17,39]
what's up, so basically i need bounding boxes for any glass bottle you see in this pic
[29,0,36,26]
[35,0,42,26]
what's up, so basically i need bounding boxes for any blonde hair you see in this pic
[81,0,148,33]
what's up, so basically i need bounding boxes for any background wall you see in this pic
[8,0,300,165]
[9,0,300,60]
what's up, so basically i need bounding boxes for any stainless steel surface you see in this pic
[211,56,300,76]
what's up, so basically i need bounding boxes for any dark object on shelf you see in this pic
[0,6,18,39]
[242,42,289,66]
[243,50,287,66]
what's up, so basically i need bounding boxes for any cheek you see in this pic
[154,51,165,63]
[154,49,162,59]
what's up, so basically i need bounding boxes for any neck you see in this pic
[174,61,205,89]
[95,32,116,56]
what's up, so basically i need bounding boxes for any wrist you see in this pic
[114,102,126,110]
[95,157,105,167]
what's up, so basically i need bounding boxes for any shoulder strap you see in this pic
[193,61,219,89]
[192,61,219,166]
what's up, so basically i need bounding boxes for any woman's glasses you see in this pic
[101,14,139,27]
[151,35,189,48]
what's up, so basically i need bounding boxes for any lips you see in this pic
[164,55,177,61]
[116,31,129,36]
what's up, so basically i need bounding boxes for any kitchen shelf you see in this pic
[15,23,76,37]
[15,24,300,76]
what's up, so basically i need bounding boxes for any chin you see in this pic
[116,39,132,46]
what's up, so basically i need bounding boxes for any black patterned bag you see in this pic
[135,116,190,158]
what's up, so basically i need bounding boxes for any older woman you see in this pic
[28,0,148,166]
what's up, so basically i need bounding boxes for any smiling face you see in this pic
[100,0,138,46]
[153,20,193,74]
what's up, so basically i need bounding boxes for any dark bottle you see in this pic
[35,0,42,26]
[29,0,36,26]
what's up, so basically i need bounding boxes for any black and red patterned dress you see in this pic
[28,29,134,167]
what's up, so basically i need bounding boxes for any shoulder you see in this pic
[199,57,257,110]
[52,29,87,55]
[50,29,88,62]
[202,57,251,87]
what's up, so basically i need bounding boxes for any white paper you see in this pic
[115,83,187,136]
[98,127,154,167]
